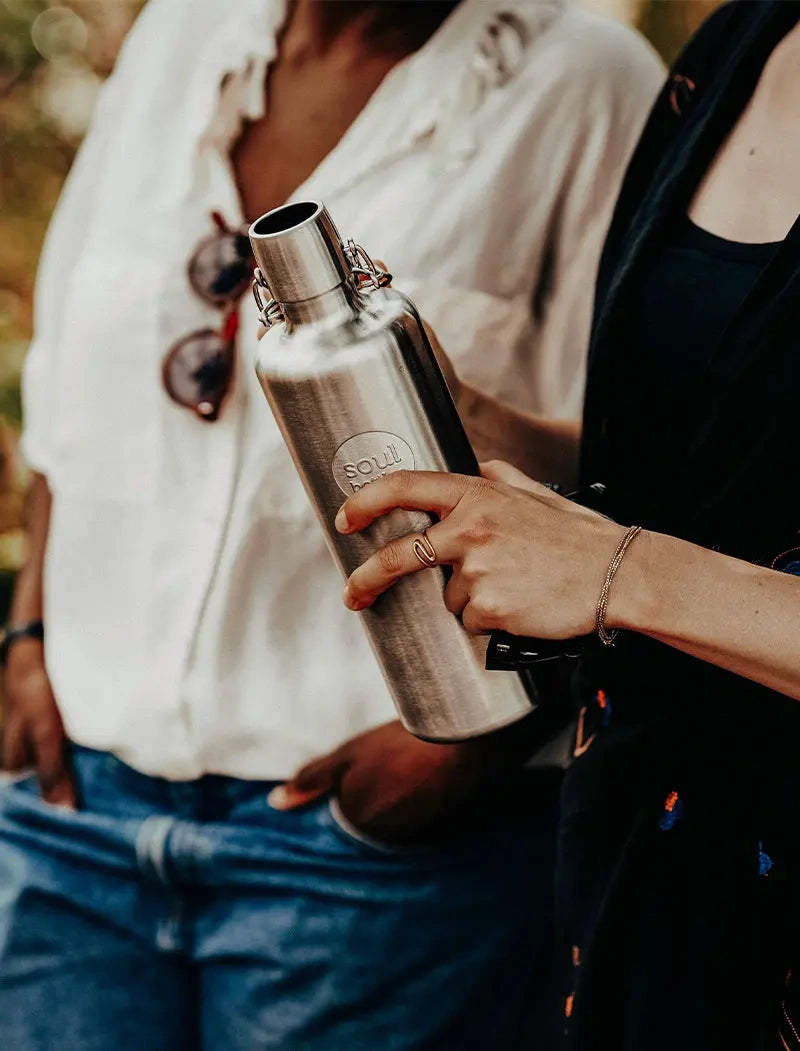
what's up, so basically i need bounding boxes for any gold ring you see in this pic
[412,529,438,568]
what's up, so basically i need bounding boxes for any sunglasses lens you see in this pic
[163,329,234,420]
[188,231,253,306]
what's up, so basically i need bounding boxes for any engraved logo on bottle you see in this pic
[332,432,415,494]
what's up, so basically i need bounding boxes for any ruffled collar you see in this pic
[204,0,564,163]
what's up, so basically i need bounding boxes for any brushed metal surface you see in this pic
[250,202,350,306]
[255,281,533,740]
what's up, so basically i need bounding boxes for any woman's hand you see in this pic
[336,460,627,640]
[338,462,800,705]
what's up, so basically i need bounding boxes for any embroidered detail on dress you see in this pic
[772,547,800,576]
[658,790,684,831]
[668,73,696,117]
[758,841,774,877]
[563,943,581,1023]
[780,999,800,1050]
[573,689,612,757]
[596,688,612,727]
[573,706,592,758]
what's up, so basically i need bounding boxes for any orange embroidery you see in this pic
[669,73,696,117]
[573,706,595,758]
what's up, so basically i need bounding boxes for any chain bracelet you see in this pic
[595,525,643,646]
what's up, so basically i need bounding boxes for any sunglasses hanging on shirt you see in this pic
[162,212,255,421]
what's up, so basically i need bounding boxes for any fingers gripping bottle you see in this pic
[250,200,534,740]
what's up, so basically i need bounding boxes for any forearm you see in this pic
[10,472,51,624]
[457,382,581,489]
[610,529,800,701]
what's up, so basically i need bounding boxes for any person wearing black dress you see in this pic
[316,2,800,1046]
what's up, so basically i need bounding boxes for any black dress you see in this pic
[558,3,800,1048]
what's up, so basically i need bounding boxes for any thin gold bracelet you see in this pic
[595,525,643,646]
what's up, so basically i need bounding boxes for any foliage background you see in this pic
[0,0,719,617]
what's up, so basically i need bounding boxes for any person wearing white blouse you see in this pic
[0,0,662,1047]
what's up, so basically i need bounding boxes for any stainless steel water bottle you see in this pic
[249,200,534,740]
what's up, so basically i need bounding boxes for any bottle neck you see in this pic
[281,281,361,331]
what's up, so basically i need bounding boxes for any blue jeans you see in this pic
[0,745,558,1050]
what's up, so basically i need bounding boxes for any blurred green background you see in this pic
[0,0,718,618]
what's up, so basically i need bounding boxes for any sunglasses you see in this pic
[162,212,255,421]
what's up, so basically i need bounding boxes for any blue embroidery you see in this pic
[658,792,684,831]
[781,560,800,577]
[758,841,774,877]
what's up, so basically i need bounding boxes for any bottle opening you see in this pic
[248,200,349,308]
[250,201,322,238]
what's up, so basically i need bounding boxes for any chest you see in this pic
[689,28,800,242]
[230,52,400,221]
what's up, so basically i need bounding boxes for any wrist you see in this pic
[604,528,667,635]
[1,621,45,675]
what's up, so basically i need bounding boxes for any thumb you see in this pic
[268,751,348,811]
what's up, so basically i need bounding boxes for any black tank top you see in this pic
[597,217,781,534]
[632,216,780,393]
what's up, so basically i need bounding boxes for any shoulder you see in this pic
[81,0,283,150]
[589,2,770,325]
[493,1,663,164]
[111,0,225,61]
[497,1,664,144]
[526,2,665,95]
[105,0,278,86]
[600,0,771,204]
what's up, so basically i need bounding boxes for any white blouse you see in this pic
[22,0,663,779]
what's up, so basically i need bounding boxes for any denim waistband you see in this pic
[68,744,278,822]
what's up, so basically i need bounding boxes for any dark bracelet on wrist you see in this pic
[0,620,45,668]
